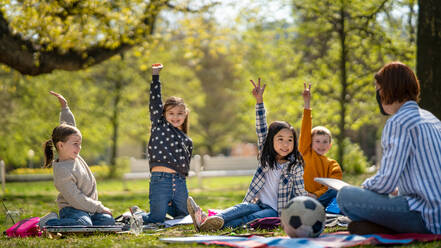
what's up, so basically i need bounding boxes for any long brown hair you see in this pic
[163,96,189,134]
[43,123,81,168]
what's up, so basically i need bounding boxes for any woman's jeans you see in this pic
[46,207,115,226]
[218,201,278,228]
[141,172,189,224]
[337,186,431,233]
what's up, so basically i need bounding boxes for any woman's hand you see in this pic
[302,82,311,109]
[152,63,163,76]
[49,91,68,108]
[250,78,266,104]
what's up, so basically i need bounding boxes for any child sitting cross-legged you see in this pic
[187,78,308,232]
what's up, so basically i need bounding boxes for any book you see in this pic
[314,177,351,191]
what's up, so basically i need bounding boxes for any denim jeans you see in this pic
[141,172,188,224]
[337,186,431,233]
[218,202,278,228]
[317,189,337,208]
[46,207,115,226]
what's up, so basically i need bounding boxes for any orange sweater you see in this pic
[299,109,343,197]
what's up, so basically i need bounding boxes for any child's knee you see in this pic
[77,216,93,226]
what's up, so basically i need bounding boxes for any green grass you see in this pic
[0,175,439,247]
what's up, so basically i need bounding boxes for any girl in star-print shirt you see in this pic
[141,63,193,225]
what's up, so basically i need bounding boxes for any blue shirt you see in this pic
[363,101,441,234]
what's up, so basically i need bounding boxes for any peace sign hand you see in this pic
[302,82,311,109]
[250,78,266,104]
[49,91,68,108]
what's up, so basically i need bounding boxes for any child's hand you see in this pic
[49,91,68,108]
[152,63,163,75]
[250,78,266,104]
[302,82,311,109]
[102,207,113,216]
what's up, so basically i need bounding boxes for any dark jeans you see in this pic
[218,201,278,228]
[46,207,115,226]
[141,172,188,224]
[318,189,338,207]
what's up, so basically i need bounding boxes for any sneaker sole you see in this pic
[200,217,224,232]
[187,197,200,232]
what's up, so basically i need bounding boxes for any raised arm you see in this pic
[49,91,76,126]
[250,78,267,151]
[299,83,312,155]
[149,63,164,123]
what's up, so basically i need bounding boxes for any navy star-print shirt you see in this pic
[147,75,193,177]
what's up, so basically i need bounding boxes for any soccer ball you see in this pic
[281,196,326,238]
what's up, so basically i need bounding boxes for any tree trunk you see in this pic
[417,0,441,119]
[337,5,348,170]
[109,80,122,178]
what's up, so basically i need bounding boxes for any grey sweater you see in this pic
[52,107,106,213]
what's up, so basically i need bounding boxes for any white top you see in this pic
[258,162,287,211]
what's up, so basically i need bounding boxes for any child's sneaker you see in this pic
[38,212,58,227]
[199,216,224,232]
[129,205,143,216]
[187,196,207,231]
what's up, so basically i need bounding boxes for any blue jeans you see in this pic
[218,202,278,228]
[318,189,337,207]
[46,207,115,226]
[141,172,188,224]
[337,186,431,233]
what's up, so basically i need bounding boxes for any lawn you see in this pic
[0,174,440,247]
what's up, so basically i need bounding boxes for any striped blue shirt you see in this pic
[363,101,441,234]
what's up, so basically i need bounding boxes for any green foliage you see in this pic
[9,165,110,179]
[328,138,370,174]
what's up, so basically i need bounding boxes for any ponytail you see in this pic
[44,123,81,168]
[44,139,55,168]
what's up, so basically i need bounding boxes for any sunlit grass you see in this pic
[0,175,439,247]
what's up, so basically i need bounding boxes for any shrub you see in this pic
[327,138,369,174]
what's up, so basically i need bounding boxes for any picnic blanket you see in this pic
[160,232,441,248]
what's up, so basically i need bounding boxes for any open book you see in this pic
[314,177,352,191]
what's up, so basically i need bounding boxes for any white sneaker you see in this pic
[129,205,143,216]
[199,216,224,232]
[187,196,207,232]
[38,212,58,227]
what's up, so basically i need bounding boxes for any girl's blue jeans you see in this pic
[46,207,115,226]
[337,186,431,233]
[218,201,278,228]
[141,172,188,224]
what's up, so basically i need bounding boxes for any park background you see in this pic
[1,0,441,247]
[3,0,440,176]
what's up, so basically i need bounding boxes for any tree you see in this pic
[417,0,441,119]
[290,0,414,168]
[0,0,214,75]
[173,17,245,155]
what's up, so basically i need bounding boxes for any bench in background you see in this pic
[123,155,258,180]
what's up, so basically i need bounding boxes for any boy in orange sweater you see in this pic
[299,83,343,207]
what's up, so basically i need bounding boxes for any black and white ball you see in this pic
[281,196,326,238]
